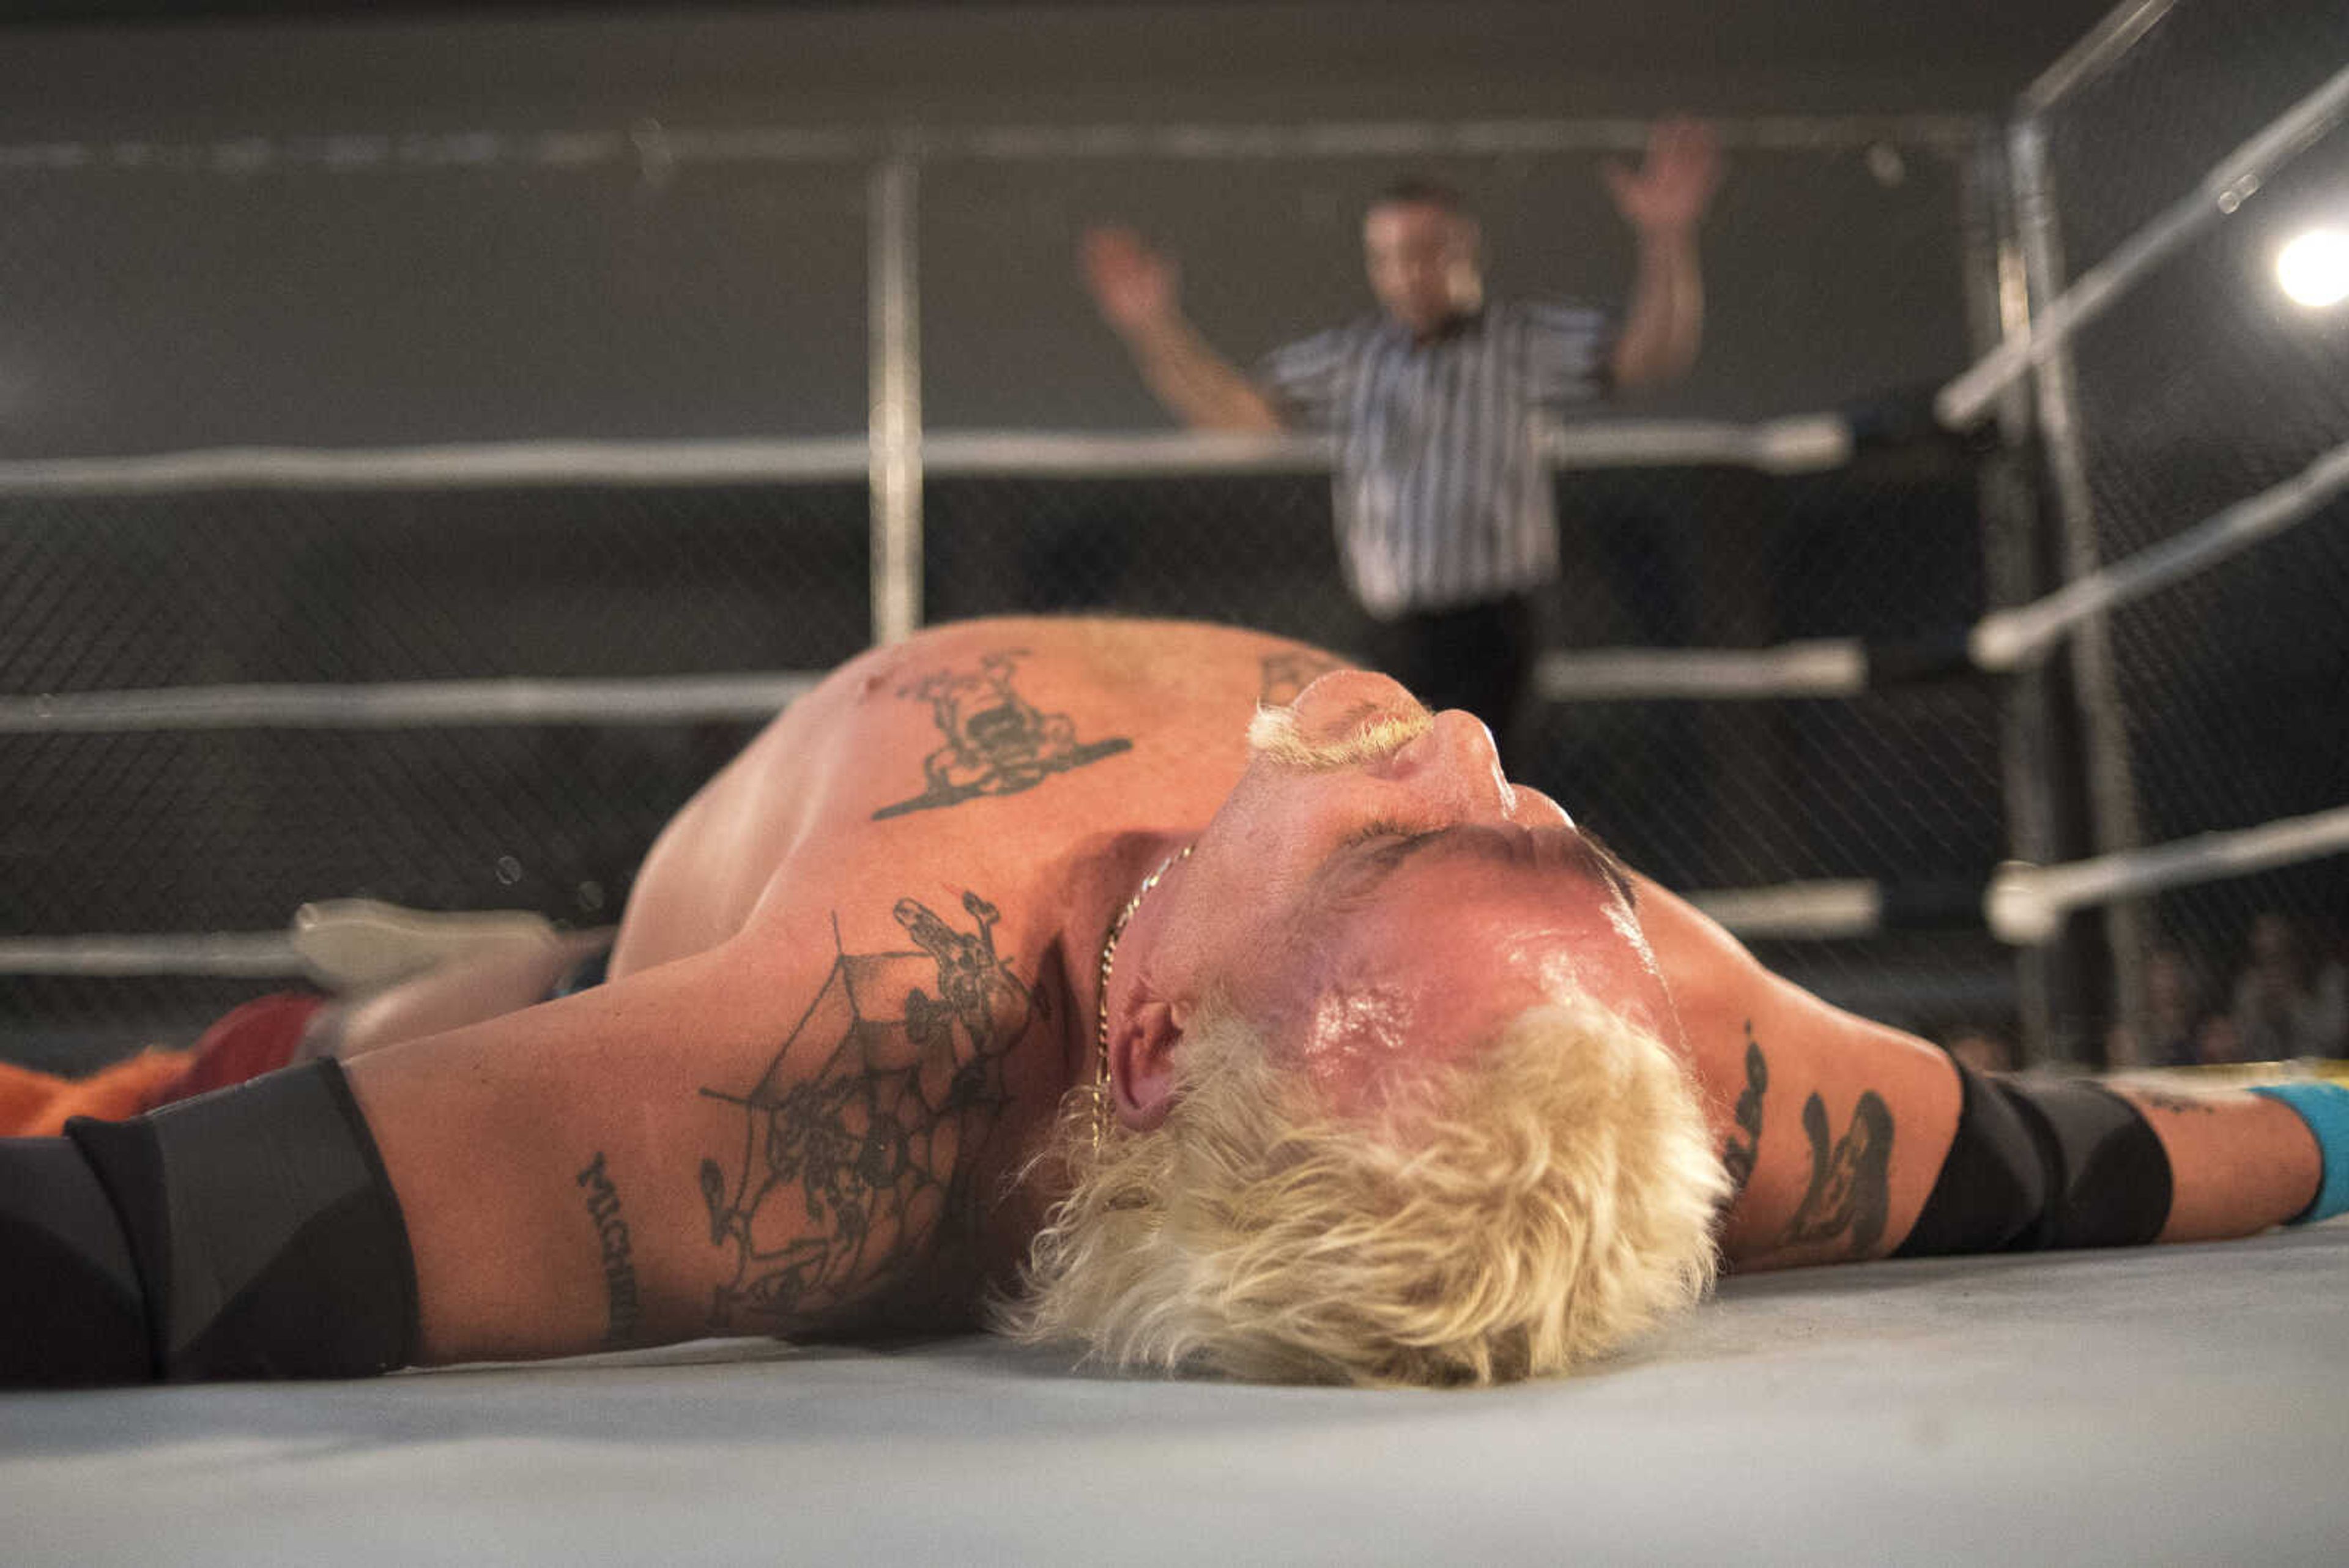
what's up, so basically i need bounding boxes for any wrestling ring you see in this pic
[4,0,2347,1560]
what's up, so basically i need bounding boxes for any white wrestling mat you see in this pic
[6,1226,2345,1567]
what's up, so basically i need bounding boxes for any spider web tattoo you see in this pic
[697,888,1044,1331]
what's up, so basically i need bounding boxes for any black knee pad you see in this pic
[59,1058,419,1381]
[1895,1060,2171,1257]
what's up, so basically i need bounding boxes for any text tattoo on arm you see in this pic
[2125,1089,2217,1117]
[873,651,1132,820]
[696,888,1044,1331]
[576,1151,642,1348]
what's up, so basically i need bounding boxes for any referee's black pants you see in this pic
[1365,591,1537,777]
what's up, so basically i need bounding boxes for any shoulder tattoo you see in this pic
[1720,1024,1768,1201]
[873,650,1132,820]
[696,887,1042,1330]
[1778,1088,1896,1257]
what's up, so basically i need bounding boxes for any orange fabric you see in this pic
[0,1049,193,1137]
[0,992,324,1137]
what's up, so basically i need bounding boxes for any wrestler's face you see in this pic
[1165,671,1676,1111]
[1363,201,1480,337]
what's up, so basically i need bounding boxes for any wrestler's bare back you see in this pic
[607,616,1330,977]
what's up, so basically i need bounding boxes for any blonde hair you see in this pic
[997,991,1727,1387]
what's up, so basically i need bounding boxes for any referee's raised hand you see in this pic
[1081,226,1181,333]
[1602,117,1722,237]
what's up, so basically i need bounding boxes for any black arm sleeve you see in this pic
[1894,1058,2172,1257]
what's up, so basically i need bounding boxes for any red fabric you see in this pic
[0,992,324,1136]
[150,993,326,1104]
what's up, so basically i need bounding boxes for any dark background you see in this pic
[4,1,2342,1068]
[0,1,2117,456]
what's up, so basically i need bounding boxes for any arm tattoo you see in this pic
[1778,1090,1895,1256]
[697,888,1041,1332]
[872,650,1132,820]
[2127,1089,2217,1116]
[1720,1024,1767,1200]
[1258,650,1348,707]
[576,1151,642,1348]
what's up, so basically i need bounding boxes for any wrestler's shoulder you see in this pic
[817,615,1351,700]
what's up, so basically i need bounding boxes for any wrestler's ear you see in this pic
[1110,998,1187,1131]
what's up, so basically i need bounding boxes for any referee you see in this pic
[1081,118,1720,767]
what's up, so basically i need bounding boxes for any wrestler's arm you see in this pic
[1635,873,2323,1269]
[2103,1083,2322,1244]
[324,927,615,1059]
[344,866,1015,1367]
[343,934,806,1364]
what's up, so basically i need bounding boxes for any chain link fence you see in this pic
[2025,0,2349,1064]
[0,114,2021,1068]
[0,481,869,1067]
[926,438,2009,1039]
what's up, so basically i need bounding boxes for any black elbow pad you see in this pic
[1895,1060,2171,1257]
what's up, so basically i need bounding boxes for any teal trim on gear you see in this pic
[2249,1082,2349,1224]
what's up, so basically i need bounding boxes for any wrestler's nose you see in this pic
[1287,667,1423,742]
[1508,783,1576,831]
[1379,708,1514,816]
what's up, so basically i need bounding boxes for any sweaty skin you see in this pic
[340,617,2317,1367]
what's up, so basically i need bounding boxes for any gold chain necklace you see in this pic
[1093,843,1192,1146]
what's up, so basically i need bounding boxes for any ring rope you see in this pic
[1937,60,2349,429]
[1967,439,2349,673]
[9,433,2327,730]
[0,674,819,733]
[1682,804,2349,947]
[13,806,2340,975]
[0,415,1865,497]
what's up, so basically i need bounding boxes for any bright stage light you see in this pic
[2276,227,2349,308]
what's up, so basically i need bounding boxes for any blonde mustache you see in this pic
[1247,698,1434,772]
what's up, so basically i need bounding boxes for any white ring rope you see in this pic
[1937,59,2349,429]
[1969,439,2349,672]
[1535,642,1869,702]
[0,674,819,733]
[0,933,302,978]
[5,644,1882,732]
[1687,880,1884,941]
[0,438,874,494]
[0,114,1983,181]
[2017,0,2178,119]
[1543,415,1852,475]
[1682,804,2349,947]
[1986,804,2349,946]
[0,420,2322,727]
[13,807,2342,975]
[5,647,1859,731]
[0,416,1861,497]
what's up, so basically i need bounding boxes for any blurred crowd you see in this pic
[2108,912,2349,1068]
[1937,910,2348,1074]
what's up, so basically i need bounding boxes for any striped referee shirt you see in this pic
[1255,300,1614,619]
